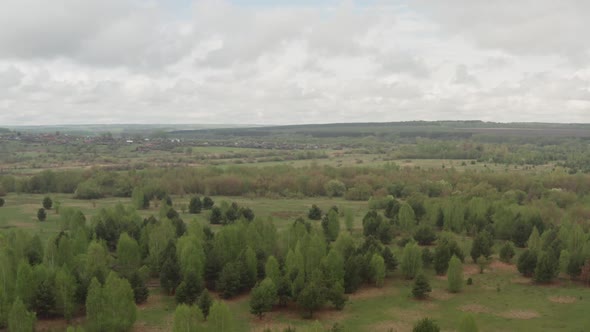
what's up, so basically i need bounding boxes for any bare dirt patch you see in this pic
[349,283,397,300]
[463,264,480,276]
[459,304,492,314]
[489,260,517,273]
[430,289,454,301]
[271,211,303,219]
[498,310,540,320]
[511,276,531,285]
[548,296,576,304]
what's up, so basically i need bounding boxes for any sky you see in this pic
[1,0,590,125]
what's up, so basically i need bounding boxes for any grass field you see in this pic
[1,193,589,331]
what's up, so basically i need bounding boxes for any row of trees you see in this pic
[2,162,590,201]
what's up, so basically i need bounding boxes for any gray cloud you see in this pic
[0,0,588,125]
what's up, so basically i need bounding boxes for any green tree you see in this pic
[208,301,235,332]
[209,207,223,224]
[25,234,44,266]
[401,242,422,279]
[344,208,354,233]
[0,198,4,207]
[321,209,340,242]
[15,261,35,308]
[33,267,56,318]
[243,246,258,289]
[534,251,559,283]
[197,289,213,319]
[42,196,53,210]
[470,231,493,263]
[55,267,76,321]
[499,242,515,263]
[175,271,203,305]
[249,278,277,318]
[297,281,325,319]
[413,318,440,332]
[527,226,541,252]
[85,278,105,332]
[103,273,137,331]
[327,282,347,310]
[434,242,451,275]
[412,274,432,299]
[414,226,436,245]
[129,271,149,304]
[458,314,479,332]
[476,256,489,274]
[217,262,242,298]
[325,179,346,197]
[398,203,416,231]
[202,196,214,210]
[160,255,181,295]
[131,188,149,210]
[84,241,110,284]
[116,233,141,278]
[37,208,46,221]
[558,249,570,274]
[265,256,281,284]
[447,255,463,293]
[517,249,537,277]
[188,197,202,214]
[370,253,386,287]
[8,298,35,332]
[173,304,203,332]
[308,204,322,220]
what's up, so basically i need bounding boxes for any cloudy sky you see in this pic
[1,0,589,125]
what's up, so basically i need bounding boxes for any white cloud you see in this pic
[0,0,588,125]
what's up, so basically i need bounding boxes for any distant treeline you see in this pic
[2,164,590,202]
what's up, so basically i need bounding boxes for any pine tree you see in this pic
[37,208,47,221]
[175,271,203,305]
[188,197,202,214]
[412,274,432,299]
[534,251,559,283]
[42,196,53,210]
[433,242,451,275]
[470,231,493,263]
[202,197,214,210]
[197,289,213,319]
[517,249,538,277]
[129,272,149,304]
